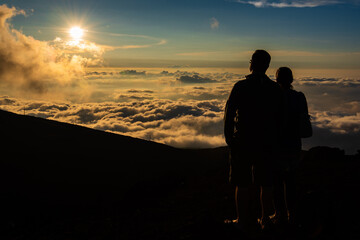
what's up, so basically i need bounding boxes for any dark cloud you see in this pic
[193,87,205,90]
[0,97,16,105]
[115,94,154,101]
[183,87,229,100]
[120,70,146,75]
[160,71,174,76]
[177,74,217,84]
[197,101,223,112]
[86,71,110,76]
[127,89,154,93]
[113,89,155,102]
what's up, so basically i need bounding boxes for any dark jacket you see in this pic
[224,73,284,151]
[281,89,310,151]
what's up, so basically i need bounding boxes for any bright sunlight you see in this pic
[69,27,84,40]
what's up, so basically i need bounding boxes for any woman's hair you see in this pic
[276,67,293,89]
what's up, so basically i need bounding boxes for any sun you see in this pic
[69,27,84,40]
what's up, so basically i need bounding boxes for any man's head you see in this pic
[249,50,271,73]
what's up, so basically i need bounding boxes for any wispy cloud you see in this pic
[176,51,221,56]
[113,39,167,50]
[241,50,325,57]
[100,32,167,50]
[241,50,360,59]
[270,50,325,57]
[236,0,340,8]
[210,17,219,29]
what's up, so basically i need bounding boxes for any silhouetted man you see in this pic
[224,50,283,232]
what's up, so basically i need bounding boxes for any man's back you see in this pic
[224,73,283,150]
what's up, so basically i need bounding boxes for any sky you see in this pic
[1,1,360,153]
[5,0,360,68]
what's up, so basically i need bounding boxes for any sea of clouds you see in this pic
[0,69,234,148]
[1,4,359,153]
[1,69,360,153]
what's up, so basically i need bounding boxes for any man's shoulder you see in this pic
[261,76,282,93]
[230,77,249,92]
[234,78,249,86]
[289,89,305,98]
[267,78,280,87]
[247,73,277,84]
[232,74,280,91]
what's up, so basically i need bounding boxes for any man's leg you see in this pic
[235,186,250,223]
[260,186,275,221]
[230,149,253,225]
[256,153,276,228]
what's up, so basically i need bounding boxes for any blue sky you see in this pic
[5,0,360,68]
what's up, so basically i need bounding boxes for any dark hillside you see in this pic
[1,109,183,195]
[0,109,233,239]
[0,109,360,239]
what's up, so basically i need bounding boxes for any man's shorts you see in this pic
[229,147,274,187]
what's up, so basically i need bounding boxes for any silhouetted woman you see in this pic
[274,67,312,225]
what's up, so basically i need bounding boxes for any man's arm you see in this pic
[224,84,238,147]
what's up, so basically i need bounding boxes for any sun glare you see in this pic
[69,27,84,40]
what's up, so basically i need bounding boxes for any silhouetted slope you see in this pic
[0,109,233,239]
[0,109,190,201]
[1,109,360,239]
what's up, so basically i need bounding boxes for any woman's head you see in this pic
[276,67,293,89]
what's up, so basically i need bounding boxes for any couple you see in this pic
[224,50,312,233]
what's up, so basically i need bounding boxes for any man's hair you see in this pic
[250,50,271,73]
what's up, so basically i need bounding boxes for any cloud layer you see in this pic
[0,97,225,148]
[1,72,360,153]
